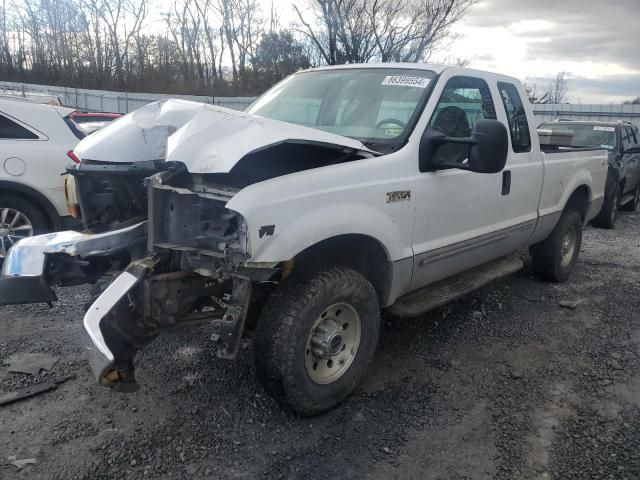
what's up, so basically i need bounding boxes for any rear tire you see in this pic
[592,183,620,229]
[530,210,582,282]
[0,194,49,258]
[254,265,380,416]
[620,185,640,212]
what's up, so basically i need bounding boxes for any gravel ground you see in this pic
[1,210,640,480]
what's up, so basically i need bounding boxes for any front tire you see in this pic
[254,265,380,415]
[530,210,583,282]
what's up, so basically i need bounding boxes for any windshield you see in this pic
[538,123,617,151]
[246,68,437,150]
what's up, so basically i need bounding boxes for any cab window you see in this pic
[427,76,497,165]
[498,82,531,153]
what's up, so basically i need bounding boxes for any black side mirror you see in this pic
[420,119,509,174]
[624,143,640,155]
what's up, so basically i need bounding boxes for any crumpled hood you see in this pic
[166,105,378,173]
[74,99,376,173]
[74,99,209,163]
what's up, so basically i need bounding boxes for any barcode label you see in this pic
[381,76,430,88]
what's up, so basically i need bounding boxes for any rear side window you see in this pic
[498,82,531,153]
[0,113,39,139]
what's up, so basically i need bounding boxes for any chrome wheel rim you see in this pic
[305,302,361,385]
[0,208,33,258]
[560,226,577,268]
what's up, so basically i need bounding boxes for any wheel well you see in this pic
[564,186,590,221]
[294,234,392,306]
[0,182,60,230]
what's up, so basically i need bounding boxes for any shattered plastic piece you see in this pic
[0,375,75,406]
[6,456,37,469]
[7,353,60,375]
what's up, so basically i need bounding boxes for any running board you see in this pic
[620,193,634,206]
[389,256,524,318]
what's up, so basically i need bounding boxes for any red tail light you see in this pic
[67,150,81,164]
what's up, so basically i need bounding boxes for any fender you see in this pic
[0,180,63,229]
[225,149,417,265]
[243,202,402,264]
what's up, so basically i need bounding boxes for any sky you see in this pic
[281,0,640,103]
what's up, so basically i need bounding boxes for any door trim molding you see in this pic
[418,219,536,267]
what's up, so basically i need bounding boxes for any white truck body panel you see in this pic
[20,64,607,307]
[0,64,609,401]
[226,66,607,303]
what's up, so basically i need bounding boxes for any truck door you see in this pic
[492,81,543,253]
[410,75,503,290]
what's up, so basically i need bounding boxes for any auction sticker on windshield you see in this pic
[382,76,430,88]
[594,126,615,132]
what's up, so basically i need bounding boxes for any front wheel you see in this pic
[254,265,380,415]
[530,210,583,282]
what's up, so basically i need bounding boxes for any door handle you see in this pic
[502,170,511,195]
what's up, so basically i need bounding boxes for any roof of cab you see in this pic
[307,62,449,74]
[300,62,523,86]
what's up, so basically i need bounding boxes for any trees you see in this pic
[293,0,478,65]
[0,0,475,95]
[624,98,640,105]
[525,72,570,104]
[253,31,310,86]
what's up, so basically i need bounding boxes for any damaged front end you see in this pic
[0,99,377,392]
[80,171,265,391]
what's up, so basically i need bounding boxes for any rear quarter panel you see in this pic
[539,149,608,222]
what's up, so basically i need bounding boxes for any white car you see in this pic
[0,97,83,256]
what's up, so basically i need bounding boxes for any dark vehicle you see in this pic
[538,121,640,228]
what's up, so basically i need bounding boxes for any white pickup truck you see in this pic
[0,64,607,414]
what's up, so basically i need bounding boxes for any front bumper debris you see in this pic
[82,257,158,391]
[83,263,253,391]
[0,221,147,306]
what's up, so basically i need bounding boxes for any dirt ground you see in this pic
[1,209,640,480]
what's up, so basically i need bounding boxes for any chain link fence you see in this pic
[0,80,255,113]
[1,80,639,125]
